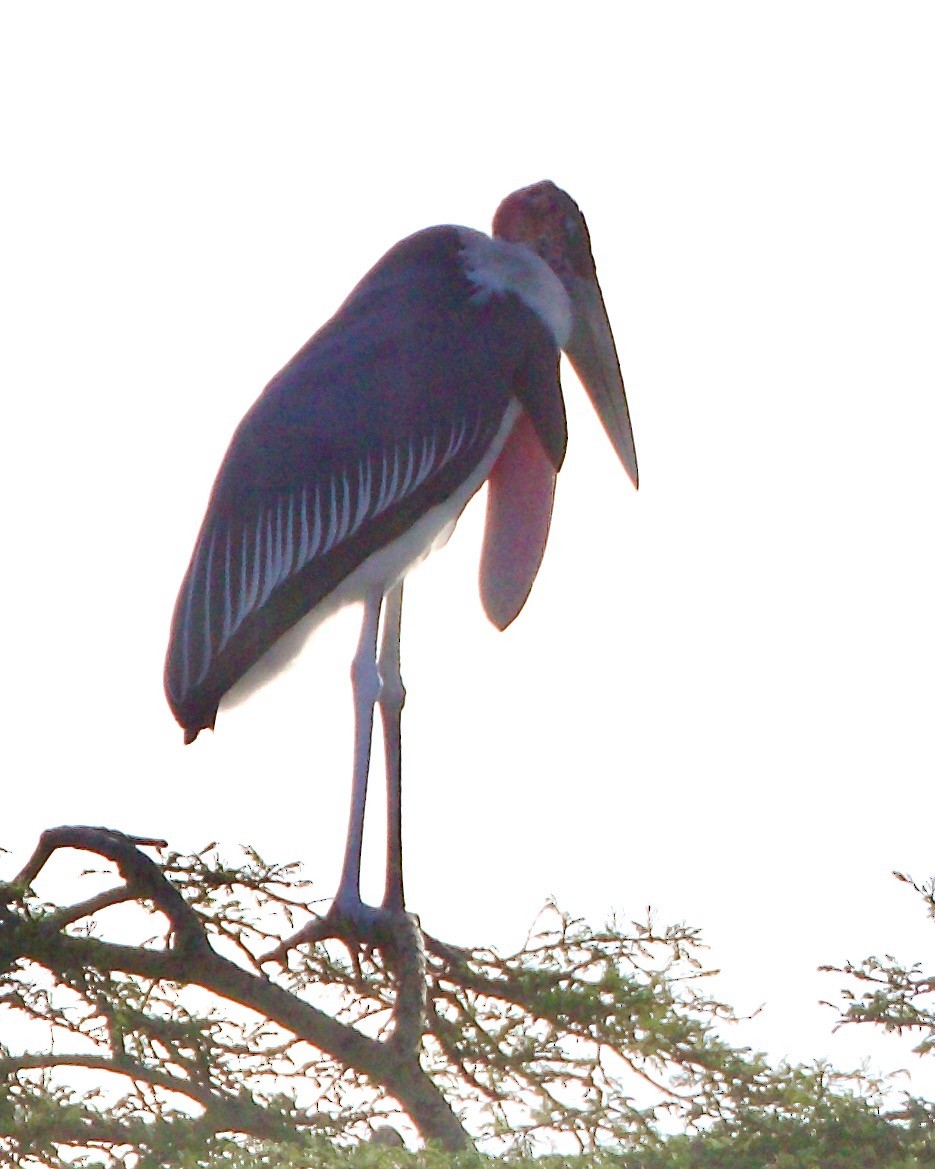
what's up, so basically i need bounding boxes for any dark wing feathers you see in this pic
[165,227,564,739]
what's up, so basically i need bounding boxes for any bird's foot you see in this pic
[263,896,418,963]
[329,894,407,935]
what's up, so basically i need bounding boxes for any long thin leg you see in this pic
[378,581,406,911]
[334,590,383,915]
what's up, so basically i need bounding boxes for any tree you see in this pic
[1,827,932,1166]
[821,871,935,1140]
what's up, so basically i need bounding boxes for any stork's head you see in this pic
[493,181,638,488]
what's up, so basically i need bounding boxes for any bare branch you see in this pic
[12,826,205,956]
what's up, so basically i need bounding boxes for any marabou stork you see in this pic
[165,181,637,929]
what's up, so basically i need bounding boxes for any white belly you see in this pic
[221,400,521,709]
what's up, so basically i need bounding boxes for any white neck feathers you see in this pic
[458,228,572,348]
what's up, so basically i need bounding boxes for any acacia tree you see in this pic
[824,871,935,1108]
[0,827,932,1166]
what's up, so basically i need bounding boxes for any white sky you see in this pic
[2,1,934,1106]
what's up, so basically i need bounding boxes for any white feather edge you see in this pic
[218,400,523,712]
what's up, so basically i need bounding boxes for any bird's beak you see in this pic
[563,275,639,489]
[492,180,638,488]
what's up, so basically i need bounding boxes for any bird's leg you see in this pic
[267,587,419,962]
[378,581,406,911]
[375,588,427,1047]
[333,591,383,919]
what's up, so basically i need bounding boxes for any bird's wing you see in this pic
[479,409,557,630]
[165,227,565,739]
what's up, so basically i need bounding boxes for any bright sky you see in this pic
[3,1,934,1107]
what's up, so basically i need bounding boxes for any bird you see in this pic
[165,180,637,931]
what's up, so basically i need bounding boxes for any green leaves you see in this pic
[2,834,934,1164]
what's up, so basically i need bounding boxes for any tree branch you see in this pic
[13,826,207,956]
[9,906,467,1150]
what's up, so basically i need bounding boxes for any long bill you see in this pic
[563,274,639,490]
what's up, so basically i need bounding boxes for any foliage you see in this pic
[1,831,934,1166]
[823,872,935,1057]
